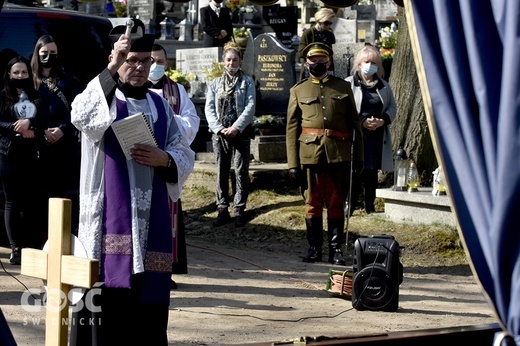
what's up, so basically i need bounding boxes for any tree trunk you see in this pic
[389,8,437,184]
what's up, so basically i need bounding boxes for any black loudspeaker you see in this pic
[352,235,403,312]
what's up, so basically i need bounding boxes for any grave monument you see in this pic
[250,33,295,116]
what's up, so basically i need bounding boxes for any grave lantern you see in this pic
[433,166,447,196]
[407,161,420,192]
[394,147,408,191]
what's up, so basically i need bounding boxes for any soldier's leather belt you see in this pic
[301,128,351,139]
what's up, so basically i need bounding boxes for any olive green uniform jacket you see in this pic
[286,76,363,169]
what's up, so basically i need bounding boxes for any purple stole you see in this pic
[162,76,181,263]
[101,91,173,305]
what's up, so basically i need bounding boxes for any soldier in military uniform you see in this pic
[286,42,363,265]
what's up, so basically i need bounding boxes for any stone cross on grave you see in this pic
[21,198,99,346]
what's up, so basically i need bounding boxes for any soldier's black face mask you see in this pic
[308,61,328,77]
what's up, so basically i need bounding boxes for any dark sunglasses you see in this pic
[322,21,333,26]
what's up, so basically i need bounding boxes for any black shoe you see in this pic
[170,279,178,290]
[365,205,375,214]
[213,209,231,226]
[10,247,21,265]
[235,214,246,227]
[330,249,346,266]
[302,247,322,263]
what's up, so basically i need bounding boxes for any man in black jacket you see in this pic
[200,0,233,47]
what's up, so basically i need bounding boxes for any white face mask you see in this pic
[148,63,165,81]
[225,66,239,75]
[361,63,378,76]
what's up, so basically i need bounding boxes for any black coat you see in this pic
[199,5,233,47]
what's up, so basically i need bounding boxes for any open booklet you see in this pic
[110,112,158,160]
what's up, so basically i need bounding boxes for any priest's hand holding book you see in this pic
[130,143,172,168]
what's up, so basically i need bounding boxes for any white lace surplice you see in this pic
[71,77,195,275]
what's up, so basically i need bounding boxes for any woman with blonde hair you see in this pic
[297,7,336,80]
[205,42,256,227]
[345,44,396,214]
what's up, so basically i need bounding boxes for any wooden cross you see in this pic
[21,198,99,346]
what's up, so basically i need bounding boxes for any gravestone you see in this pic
[126,0,154,23]
[352,4,377,20]
[79,0,105,16]
[333,42,364,79]
[333,18,357,44]
[262,5,298,47]
[375,0,399,20]
[241,33,256,76]
[251,33,295,116]
[357,20,376,44]
[176,47,221,98]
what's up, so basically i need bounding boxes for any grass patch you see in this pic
[182,186,468,268]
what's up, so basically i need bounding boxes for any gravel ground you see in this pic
[0,235,498,345]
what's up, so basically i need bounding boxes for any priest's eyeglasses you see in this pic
[125,56,155,67]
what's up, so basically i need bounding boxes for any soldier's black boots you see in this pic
[302,246,322,263]
[328,218,346,265]
[302,217,323,263]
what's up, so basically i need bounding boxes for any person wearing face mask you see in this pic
[148,44,200,289]
[200,0,234,47]
[205,42,255,227]
[148,44,199,145]
[0,56,49,264]
[286,43,363,265]
[298,7,336,81]
[345,44,397,215]
[31,35,83,236]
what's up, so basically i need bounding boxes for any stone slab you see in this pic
[185,161,288,192]
[250,135,287,163]
[376,188,456,227]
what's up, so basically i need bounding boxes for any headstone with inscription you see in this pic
[332,18,357,44]
[176,47,221,98]
[252,34,295,116]
[262,5,298,47]
[126,0,154,23]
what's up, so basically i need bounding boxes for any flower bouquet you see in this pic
[203,61,224,81]
[165,69,195,90]
[377,24,398,61]
[239,4,256,13]
[233,27,249,38]
[226,0,240,13]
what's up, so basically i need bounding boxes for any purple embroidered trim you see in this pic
[144,251,173,272]
[102,234,133,255]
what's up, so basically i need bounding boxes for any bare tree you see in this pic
[389,8,437,184]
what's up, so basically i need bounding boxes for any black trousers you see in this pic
[172,199,187,274]
[70,274,169,346]
[0,139,46,250]
[350,168,378,211]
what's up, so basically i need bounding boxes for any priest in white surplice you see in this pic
[69,21,194,346]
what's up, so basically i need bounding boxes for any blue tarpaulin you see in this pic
[406,0,520,344]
